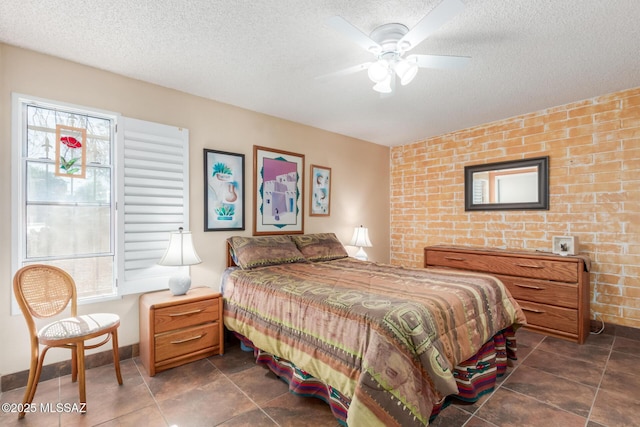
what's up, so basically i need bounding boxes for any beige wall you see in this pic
[0,44,390,375]
[390,87,640,329]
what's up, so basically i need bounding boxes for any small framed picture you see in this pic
[552,236,578,255]
[310,164,331,216]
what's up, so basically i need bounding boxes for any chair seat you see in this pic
[38,313,120,342]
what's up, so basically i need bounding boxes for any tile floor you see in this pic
[1,328,639,427]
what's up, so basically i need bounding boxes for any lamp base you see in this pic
[354,247,368,261]
[168,274,191,296]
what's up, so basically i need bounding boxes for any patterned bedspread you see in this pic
[222,258,526,426]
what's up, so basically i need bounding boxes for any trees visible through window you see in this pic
[17,101,116,300]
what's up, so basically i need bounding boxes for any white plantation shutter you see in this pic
[117,117,190,295]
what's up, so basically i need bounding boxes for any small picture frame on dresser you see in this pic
[552,236,578,256]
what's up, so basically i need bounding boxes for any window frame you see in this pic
[11,93,190,313]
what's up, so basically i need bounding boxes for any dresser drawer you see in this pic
[497,275,578,309]
[155,323,219,363]
[154,299,219,334]
[426,250,578,282]
[518,301,578,335]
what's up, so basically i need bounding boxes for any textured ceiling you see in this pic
[1,0,639,146]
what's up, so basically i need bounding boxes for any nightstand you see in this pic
[139,287,224,376]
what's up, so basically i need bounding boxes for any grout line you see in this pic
[206,354,284,427]
[460,334,545,427]
[584,335,615,427]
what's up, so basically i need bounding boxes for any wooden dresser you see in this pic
[139,287,224,376]
[424,246,590,344]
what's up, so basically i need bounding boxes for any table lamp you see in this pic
[349,225,372,261]
[158,227,202,295]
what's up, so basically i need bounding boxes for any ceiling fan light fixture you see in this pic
[394,59,419,86]
[367,60,390,83]
[373,75,393,93]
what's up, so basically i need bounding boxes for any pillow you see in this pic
[227,235,306,269]
[291,233,349,262]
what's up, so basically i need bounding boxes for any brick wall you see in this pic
[390,86,640,329]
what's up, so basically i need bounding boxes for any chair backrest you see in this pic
[13,265,78,321]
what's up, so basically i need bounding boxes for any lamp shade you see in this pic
[372,75,393,93]
[368,60,390,83]
[349,226,372,248]
[394,59,418,86]
[158,228,201,296]
[158,228,202,266]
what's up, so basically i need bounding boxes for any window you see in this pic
[12,94,189,305]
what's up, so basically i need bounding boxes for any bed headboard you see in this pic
[226,241,237,268]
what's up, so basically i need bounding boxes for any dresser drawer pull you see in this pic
[444,256,466,261]
[515,283,544,290]
[170,334,204,344]
[168,309,204,317]
[521,307,545,314]
[515,263,545,269]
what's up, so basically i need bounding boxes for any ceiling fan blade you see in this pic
[327,16,382,54]
[409,54,470,69]
[399,0,465,52]
[316,62,372,81]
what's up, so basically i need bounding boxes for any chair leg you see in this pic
[77,341,86,408]
[18,346,42,419]
[71,345,78,383]
[111,329,123,385]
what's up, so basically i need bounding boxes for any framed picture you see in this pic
[204,149,245,231]
[310,164,331,216]
[552,236,578,255]
[55,125,87,178]
[253,145,304,235]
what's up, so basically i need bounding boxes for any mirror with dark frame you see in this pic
[464,156,549,211]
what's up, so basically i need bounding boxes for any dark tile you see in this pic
[260,391,339,427]
[474,387,586,427]
[59,381,155,426]
[94,404,168,427]
[583,330,615,349]
[590,388,640,427]
[216,407,278,426]
[599,365,640,397]
[514,329,546,349]
[209,343,257,375]
[523,348,604,387]
[502,365,596,417]
[429,404,472,427]
[227,365,289,405]
[537,337,611,365]
[139,357,221,401]
[605,350,640,378]
[0,377,61,427]
[157,376,258,427]
[612,336,640,356]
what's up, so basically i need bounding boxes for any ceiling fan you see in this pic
[321,0,470,94]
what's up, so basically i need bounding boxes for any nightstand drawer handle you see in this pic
[515,283,544,290]
[170,334,204,344]
[169,309,204,317]
[521,307,545,314]
[515,263,544,269]
[444,256,465,261]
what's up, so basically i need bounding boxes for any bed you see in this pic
[221,234,527,426]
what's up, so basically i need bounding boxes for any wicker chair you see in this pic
[12,264,123,418]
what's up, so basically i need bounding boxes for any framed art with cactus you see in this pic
[204,149,245,231]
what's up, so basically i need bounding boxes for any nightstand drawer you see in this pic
[155,323,219,363]
[154,299,219,334]
[498,275,578,309]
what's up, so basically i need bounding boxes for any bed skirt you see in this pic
[233,327,517,426]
